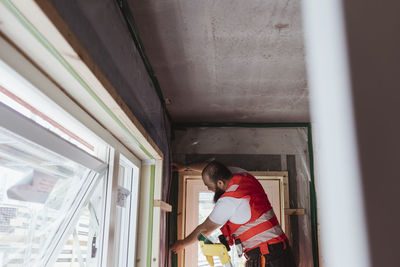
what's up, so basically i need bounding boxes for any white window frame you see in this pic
[103,150,142,267]
[0,1,164,266]
[114,155,141,267]
[0,103,106,173]
[0,102,107,266]
[0,52,145,267]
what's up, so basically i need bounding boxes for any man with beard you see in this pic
[170,161,296,267]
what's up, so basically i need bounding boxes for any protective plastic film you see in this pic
[172,126,315,267]
[0,126,101,266]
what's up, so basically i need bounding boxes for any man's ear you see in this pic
[216,180,225,189]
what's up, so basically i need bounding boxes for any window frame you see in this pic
[0,1,164,266]
[0,103,108,266]
[114,154,141,267]
[0,56,145,266]
[0,102,106,173]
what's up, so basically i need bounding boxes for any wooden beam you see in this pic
[285,208,305,215]
[153,200,172,212]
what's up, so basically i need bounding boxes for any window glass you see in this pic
[54,179,104,267]
[198,192,223,267]
[54,207,91,267]
[198,192,245,267]
[0,126,101,266]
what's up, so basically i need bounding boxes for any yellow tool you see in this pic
[199,241,233,267]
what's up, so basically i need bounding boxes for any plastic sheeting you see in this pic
[172,126,315,267]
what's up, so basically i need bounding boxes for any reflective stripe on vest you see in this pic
[234,209,283,250]
[234,209,276,238]
[242,224,284,250]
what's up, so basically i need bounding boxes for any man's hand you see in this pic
[172,162,208,173]
[172,162,185,172]
[169,217,220,254]
[170,240,186,254]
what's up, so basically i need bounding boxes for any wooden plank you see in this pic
[153,200,172,212]
[177,172,185,267]
[285,209,305,215]
[282,173,291,242]
[136,165,152,267]
[151,160,164,267]
[251,171,289,177]
[179,172,202,267]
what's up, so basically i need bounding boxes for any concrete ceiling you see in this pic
[129,0,309,123]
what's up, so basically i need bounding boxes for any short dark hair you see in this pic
[202,161,233,183]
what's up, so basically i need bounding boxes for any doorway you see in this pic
[177,171,290,267]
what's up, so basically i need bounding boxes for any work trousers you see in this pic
[245,241,297,267]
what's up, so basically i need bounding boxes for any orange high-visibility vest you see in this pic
[220,173,288,255]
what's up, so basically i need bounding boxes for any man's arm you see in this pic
[172,162,208,173]
[170,217,220,253]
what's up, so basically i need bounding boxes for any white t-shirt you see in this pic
[208,167,252,225]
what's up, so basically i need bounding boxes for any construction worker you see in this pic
[170,161,296,267]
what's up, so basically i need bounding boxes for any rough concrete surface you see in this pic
[130,0,309,122]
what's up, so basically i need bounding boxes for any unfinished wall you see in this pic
[46,0,172,265]
[172,126,315,267]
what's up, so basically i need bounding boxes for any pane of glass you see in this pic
[197,192,245,267]
[0,126,98,266]
[198,192,223,267]
[54,207,90,267]
[54,179,104,267]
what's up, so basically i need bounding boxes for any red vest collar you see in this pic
[225,174,242,191]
